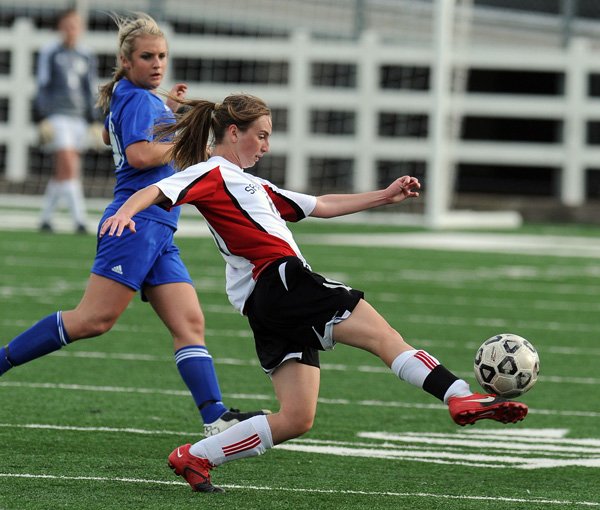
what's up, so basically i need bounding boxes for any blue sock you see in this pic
[175,345,227,424]
[0,312,71,375]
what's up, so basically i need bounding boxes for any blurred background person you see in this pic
[34,8,100,234]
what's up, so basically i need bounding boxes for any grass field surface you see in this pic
[0,222,599,509]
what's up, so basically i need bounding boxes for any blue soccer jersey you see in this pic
[104,78,180,228]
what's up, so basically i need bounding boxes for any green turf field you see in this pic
[0,225,599,510]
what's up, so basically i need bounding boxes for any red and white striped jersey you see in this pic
[156,156,317,313]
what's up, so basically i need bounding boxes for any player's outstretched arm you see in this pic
[100,185,167,237]
[311,175,420,219]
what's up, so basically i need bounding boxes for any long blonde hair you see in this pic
[96,12,165,114]
[155,94,271,171]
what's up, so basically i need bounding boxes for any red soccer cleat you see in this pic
[168,443,224,493]
[448,393,528,426]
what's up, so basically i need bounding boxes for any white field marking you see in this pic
[2,321,593,358]
[1,420,600,473]
[2,422,595,453]
[1,380,599,418]
[0,422,192,436]
[0,316,600,357]
[278,443,573,470]
[5,305,599,334]
[356,432,600,454]
[375,292,600,313]
[418,429,600,447]
[299,232,600,259]
[405,313,600,334]
[279,444,600,471]
[5,310,600,337]
[0,380,270,402]
[281,427,600,470]
[352,268,600,291]
[43,350,600,386]
[461,428,568,437]
[6,270,600,302]
[373,275,600,298]
[1,256,90,270]
[0,474,597,508]
[5,274,600,315]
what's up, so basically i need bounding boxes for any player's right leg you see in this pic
[39,176,61,232]
[0,275,134,375]
[332,299,528,426]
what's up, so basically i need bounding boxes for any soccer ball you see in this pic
[474,333,540,398]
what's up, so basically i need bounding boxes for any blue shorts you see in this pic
[91,215,193,299]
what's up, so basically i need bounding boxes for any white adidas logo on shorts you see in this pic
[111,265,123,275]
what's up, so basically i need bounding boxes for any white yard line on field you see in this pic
[2,197,600,259]
[1,380,598,418]
[0,472,597,507]
[36,350,600,385]
[299,232,600,259]
[3,302,600,354]
[0,347,590,385]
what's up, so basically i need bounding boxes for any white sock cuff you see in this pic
[250,414,274,449]
[443,379,472,404]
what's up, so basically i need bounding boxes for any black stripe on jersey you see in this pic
[207,223,231,257]
[175,172,212,205]
[222,181,268,233]
[264,186,306,220]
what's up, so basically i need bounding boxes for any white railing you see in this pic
[0,16,599,227]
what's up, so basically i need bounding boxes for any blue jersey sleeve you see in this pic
[120,91,156,148]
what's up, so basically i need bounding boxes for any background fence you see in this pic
[1,0,600,227]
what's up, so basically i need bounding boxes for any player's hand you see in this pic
[165,83,188,112]
[383,175,420,204]
[87,122,107,151]
[99,213,136,238]
[38,119,54,145]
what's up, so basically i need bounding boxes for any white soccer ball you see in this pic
[474,333,540,398]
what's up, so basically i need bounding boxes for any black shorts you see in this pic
[245,256,364,374]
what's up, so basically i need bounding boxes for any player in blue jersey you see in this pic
[35,8,99,234]
[0,12,266,436]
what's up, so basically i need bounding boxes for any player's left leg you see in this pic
[39,177,61,231]
[168,360,319,492]
[146,282,269,433]
[54,149,87,233]
[332,298,527,425]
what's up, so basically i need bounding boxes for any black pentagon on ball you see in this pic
[478,363,496,383]
[484,335,504,345]
[516,372,532,389]
[502,339,521,354]
[523,339,538,354]
[497,355,518,375]
[474,348,483,365]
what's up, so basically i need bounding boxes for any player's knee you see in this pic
[189,315,205,337]
[377,327,406,351]
[173,313,205,341]
[81,316,116,338]
[287,411,315,438]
